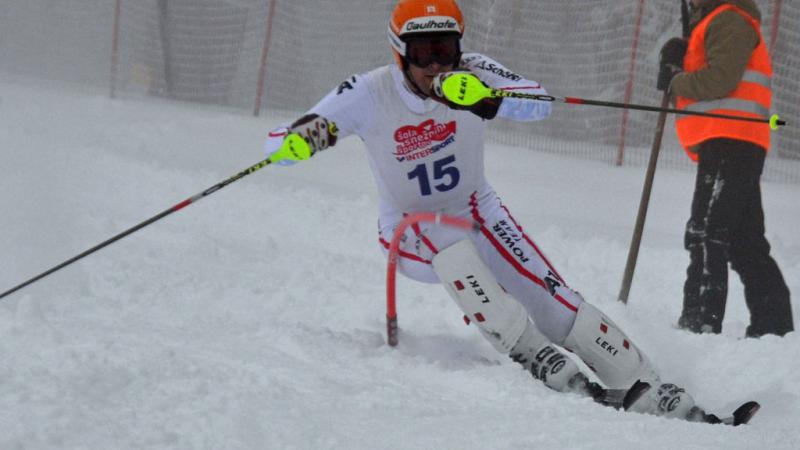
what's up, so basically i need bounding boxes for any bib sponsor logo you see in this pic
[393,119,457,162]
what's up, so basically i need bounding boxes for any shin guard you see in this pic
[432,239,528,353]
[563,303,659,389]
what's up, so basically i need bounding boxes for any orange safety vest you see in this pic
[675,4,772,161]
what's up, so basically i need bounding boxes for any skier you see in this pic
[265,0,696,420]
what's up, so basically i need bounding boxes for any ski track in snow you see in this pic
[1,78,798,449]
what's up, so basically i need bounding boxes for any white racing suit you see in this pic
[264,53,692,417]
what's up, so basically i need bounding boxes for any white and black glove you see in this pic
[289,114,338,155]
[431,71,503,120]
[264,114,338,166]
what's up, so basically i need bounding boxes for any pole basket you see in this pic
[385,212,478,347]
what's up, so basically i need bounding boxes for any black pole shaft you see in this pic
[567,97,782,126]
[618,93,671,304]
[1,158,273,301]
[499,91,785,127]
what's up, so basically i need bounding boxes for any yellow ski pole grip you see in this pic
[269,133,313,163]
[440,72,494,107]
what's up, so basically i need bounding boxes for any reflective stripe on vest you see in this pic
[740,70,771,88]
[675,4,772,160]
[683,98,769,118]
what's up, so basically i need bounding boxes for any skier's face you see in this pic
[404,34,460,96]
[407,61,454,96]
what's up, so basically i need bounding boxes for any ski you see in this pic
[622,381,760,426]
[563,376,760,425]
[688,400,761,426]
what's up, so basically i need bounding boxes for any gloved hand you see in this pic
[431,71,503,120]
[657,37,688,92]
[288,114,338,154]
[264,114,338,165]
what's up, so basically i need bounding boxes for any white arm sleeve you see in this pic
[264,74,373,164]
[461,53,552,122]
[307,74,374,140]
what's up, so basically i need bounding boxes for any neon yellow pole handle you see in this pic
[440,72,494,107]
[268,133,313,164]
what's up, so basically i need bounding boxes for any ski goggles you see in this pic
[404,34,461,68]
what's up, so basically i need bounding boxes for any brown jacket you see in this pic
[670,0,762,100]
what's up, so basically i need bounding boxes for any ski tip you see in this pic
[732,401,760,426]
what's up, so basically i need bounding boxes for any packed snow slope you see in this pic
[1,77,798,449]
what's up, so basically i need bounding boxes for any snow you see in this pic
[1,75,798,450]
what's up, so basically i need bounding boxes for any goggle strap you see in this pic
[388,25,406,56]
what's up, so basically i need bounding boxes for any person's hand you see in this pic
[288,114,338,154]
[264,115,338,166]
[431,71,503,120]
[657,37,688,91]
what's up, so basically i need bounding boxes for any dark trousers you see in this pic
[680,138,794,337]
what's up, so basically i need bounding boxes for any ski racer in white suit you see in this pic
[264,0,693,418]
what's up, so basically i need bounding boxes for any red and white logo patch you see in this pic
[393,118,456,162]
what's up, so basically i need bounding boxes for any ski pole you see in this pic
[0,134,311,301]
[440,73,786,130]
[618,91,671,304]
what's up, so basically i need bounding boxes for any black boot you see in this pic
[680,237,727,334]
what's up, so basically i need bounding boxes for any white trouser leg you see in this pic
[563,302,659,389]
[432,239,582,392]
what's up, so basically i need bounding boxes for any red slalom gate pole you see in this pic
[109,0,122,99]
[616,0,646,166]
[253,0,278,116]
[385,212,478,347]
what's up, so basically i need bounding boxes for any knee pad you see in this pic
[432,239,528,353]
[563,302,659,389]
